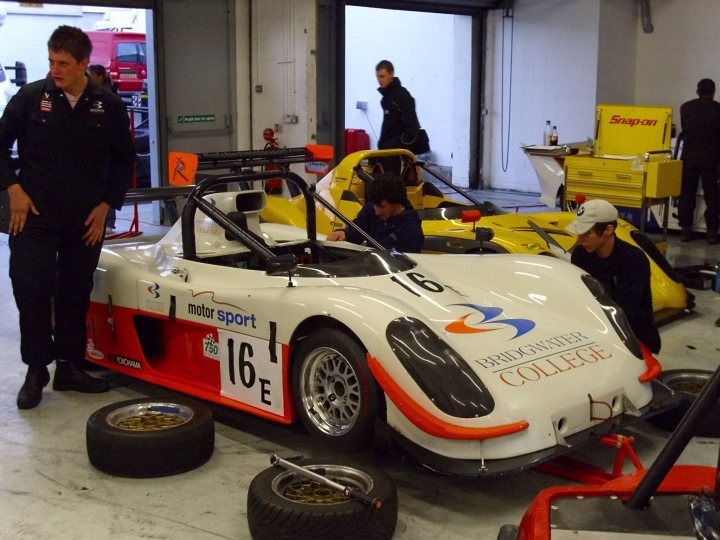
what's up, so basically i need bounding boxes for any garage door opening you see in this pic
[344,5,472,186]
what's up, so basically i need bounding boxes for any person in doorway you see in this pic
[566,199,661,354]
[678,78,720,244]
[0,26,135,409]
[375,59,422,175]
[326,172,424,253]
[88,63,113,92]
[88,63,119,235]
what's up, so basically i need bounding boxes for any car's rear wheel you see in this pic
[292,329,380,451]
[86,398,215,477]
[647,369,720,437]
[247,457,398,540]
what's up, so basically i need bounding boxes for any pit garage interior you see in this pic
[1,0,720,539]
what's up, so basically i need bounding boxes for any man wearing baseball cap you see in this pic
[566,199,660,354]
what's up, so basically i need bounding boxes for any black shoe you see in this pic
[681,228,694,242]
[17,366,50,409]
[708,232,719,245]
[53,361,110,393]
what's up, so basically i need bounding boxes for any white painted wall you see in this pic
[249,0,316,153]
[484,0,720,194]
[344,6,471,183]
[635,0,720,116]
[484,0,601,193]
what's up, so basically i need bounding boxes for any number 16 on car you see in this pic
[216,329,284,416]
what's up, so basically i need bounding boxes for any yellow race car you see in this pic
[262,149,690,322]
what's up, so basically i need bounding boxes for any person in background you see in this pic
[678,78,720,244]
[326,172,424,253]
[375,60,422,175]
[88,63,119,235]
[566,199,661,354]
[88,63,113,91]
[0,26,135,409]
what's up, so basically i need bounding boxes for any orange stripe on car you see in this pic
[367,354,529,440]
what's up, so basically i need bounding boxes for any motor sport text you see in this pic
[187,302,257,328]
[474,331,613,386]
[609,115,658,127]
[217,329,284,416]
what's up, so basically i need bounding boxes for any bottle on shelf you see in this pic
[543,120,552,145]
[550,125,559,145]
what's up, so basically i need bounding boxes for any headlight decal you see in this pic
[385,317,495,418]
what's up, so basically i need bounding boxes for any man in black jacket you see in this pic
[375,60,422,174]
[0,26,135,409]
[678,78,720,244]
[566,199,660,354]
[326,172,424,253]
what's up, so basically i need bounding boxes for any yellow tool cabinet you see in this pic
[564,104,682,233]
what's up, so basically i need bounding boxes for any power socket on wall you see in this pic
[355,101,368,111]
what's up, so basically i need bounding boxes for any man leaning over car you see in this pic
[566,199,661,354]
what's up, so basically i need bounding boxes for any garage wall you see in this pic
[249,0,316,152]
[483,0,720,195]
[596,0,636,105]
[634,0,720,117]
[483,0,601,193]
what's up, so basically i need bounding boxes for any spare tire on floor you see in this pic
[647,369,720,437]
[247,457,398,540]
[86,397,215,477]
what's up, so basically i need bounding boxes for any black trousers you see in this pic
[9,221,102,368]
[678,162,720,232]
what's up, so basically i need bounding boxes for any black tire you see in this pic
[247,457,398,540]
[647,369,720,437]
[86,398,215,477]
[497,524,520,540]
[292,329,380,451]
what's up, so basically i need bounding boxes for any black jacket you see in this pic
[571,237,660,354]
[0,76,135,228]
[377,78,421,150]
[345,200,424,253]
[680,96,720,165]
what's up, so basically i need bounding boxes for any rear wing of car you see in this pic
[168,145,334,186]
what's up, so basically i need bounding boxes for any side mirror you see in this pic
[266,253,297,275]
[475,227,494,242]
[7,61,27,87]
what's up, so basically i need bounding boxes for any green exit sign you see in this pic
[178,114,216,124]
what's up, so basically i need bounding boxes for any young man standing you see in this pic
[375,60,422,174]
[566,199,661,354]
[326,172,424,253]
[0,26,135,409]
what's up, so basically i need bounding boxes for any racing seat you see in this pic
[400,163,422,187]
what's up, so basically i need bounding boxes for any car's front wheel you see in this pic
[292,329,380,451]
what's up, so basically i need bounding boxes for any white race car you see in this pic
[86,157,666,476]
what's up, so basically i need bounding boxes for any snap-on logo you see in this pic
[609,115,658,127]
[115,356,143,370]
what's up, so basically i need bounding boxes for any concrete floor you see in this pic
[1,194,720,539]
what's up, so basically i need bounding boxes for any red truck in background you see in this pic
[87,31,146,93]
